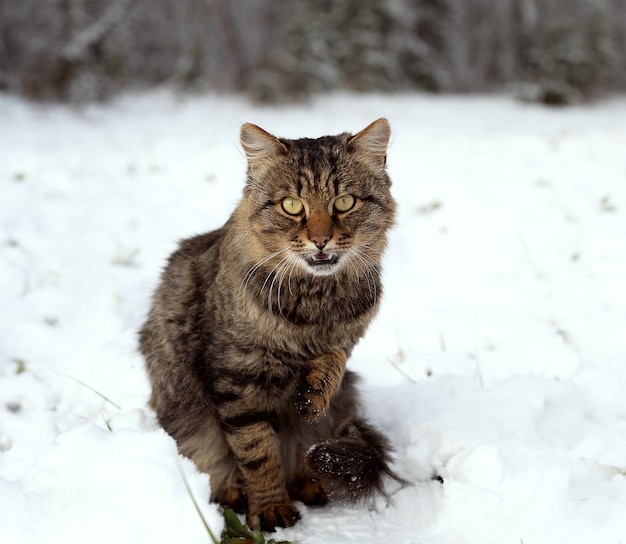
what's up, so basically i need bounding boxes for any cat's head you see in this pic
[239,119,396,278]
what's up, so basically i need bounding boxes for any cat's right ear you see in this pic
[347,118,391,171]
[240,124,288,168]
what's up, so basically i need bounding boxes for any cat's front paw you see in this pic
[295,370,329,423]
[296,350,347,423]
[247,502,301,532]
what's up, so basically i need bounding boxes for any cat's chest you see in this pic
[233,294,373,360]
[211,262,379,358]
[243,271,378,328]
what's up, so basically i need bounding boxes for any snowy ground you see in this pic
[1,90,626,543]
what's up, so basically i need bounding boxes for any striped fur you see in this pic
[140,120,399,531]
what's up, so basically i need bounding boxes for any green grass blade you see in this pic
[56,372,121,409]
[178,462,220,544]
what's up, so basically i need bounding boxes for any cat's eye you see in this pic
[333,194,355,213]
[282,197,304,215]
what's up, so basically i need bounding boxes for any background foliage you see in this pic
[1,0,625,104]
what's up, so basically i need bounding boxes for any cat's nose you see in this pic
[307,211,332,249]
[311,235,329,249]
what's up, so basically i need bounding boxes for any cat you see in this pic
[139,119,399,531]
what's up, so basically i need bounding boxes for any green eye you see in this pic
[282,197,304,215]
[334,194,355,213]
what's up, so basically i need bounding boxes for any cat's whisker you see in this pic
[261,253,290,293]
[351,250,382,284]
[240,248,284,293]
[237,247,292,312]
[275,253,300,317]
[270,258,291,315]
[275,262,287,317]
[264,253,294,315]
[346,247,379,304]
[347,259,364,294]
[355,242,386,259]
[352,243,384,262]
[361,257,380,303]
[288,253,302,296]
[287,259,295,297]
[345,251,368,293]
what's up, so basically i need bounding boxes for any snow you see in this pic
[1,90,626,543]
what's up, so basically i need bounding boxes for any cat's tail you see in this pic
[305,419,405,502]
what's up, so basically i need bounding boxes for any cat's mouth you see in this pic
[305,251,339,270]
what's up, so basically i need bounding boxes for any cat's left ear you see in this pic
[347,118,391,169]
[240,123,288,169]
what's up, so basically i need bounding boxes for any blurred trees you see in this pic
[0,0,625,104]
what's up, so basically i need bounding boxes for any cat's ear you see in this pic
[347,118,391,168]
[240,123,288,167]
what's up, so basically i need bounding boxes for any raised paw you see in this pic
[295,350,347,423]
[246,502,301,532]
[295,378,327,423]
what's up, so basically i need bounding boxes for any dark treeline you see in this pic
[1,0,625,105]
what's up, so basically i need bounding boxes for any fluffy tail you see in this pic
[305,419,403,501]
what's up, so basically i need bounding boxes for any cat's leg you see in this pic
[174,402,299,528]
[173,416,248,511]
[220,417,300,531]
[296,348,347,423]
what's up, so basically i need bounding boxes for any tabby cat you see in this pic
[139,119,399,531]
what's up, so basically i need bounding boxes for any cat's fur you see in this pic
[139,119,398,531]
